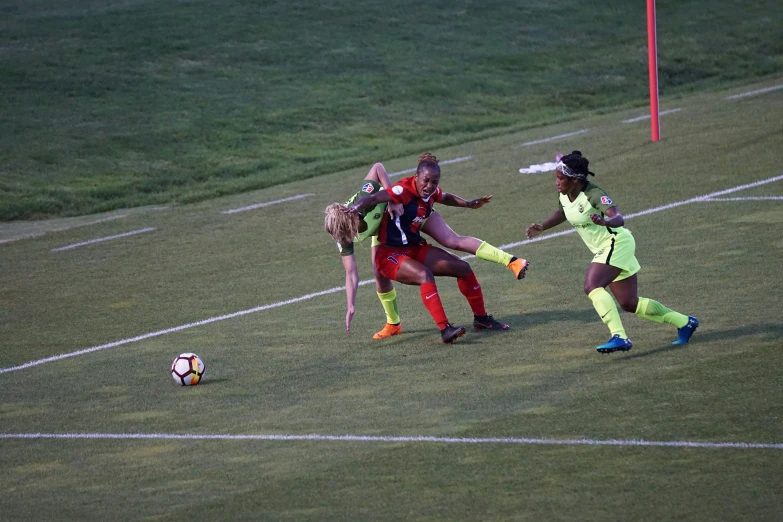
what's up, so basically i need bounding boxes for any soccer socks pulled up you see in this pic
[457,271,487,317]
[376,288,400,325]
[420,281,449,330]
[475,241,513,267]
[635,297,689,328]
[588,287,628,339]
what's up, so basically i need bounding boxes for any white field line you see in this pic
[389,156,472,178]
[622,108,681,123]
[520,129,589,147]
[0,214,130,245]
[2,174,782,375]
[221,194,314,214]
[0,432,780,449]
[725,84,783,100]
[51,227,156,252]
[705,196,783,201]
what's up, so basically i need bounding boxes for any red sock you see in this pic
[457,271,486,316]
[420,281,449,330]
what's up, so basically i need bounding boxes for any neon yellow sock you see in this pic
[588,288,627,338]
[377,289,400,325]
[476,241,513,267]
[635,297,688,328]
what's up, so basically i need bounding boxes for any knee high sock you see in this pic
[635,297,688,328]
[588,287,628,338]
[457,271,487,317]
[475,241,513,267]
[420,282,449,330]
[377,289,400,325]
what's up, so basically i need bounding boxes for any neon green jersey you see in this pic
[558,182,631,254]
[337,180,388,256]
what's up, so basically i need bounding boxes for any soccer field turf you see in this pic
[1,81,782,520]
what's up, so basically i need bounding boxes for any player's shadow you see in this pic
[615,322,783,360]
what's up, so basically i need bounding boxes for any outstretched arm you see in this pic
[440,193,493,209]
[341,254,359,331]
[526,209,567,239]
[345,190,393,214]
[365,162,393,189]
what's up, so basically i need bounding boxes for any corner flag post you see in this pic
[647,0,660,141]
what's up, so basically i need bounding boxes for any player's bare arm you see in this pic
[344,191,392,214]
[341,254,359,331]
[589,206,624,227]
[440,193,493,209]
[526,209,567,239]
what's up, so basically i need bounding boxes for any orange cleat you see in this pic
[373,322,402,339]
[507,257,529,280]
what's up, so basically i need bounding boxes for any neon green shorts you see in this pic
[591,231,641,282]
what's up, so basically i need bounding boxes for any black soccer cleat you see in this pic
[441,323,467,344]
[473,314,510,331]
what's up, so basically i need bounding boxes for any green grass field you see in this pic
[1,0,781,220]
[1,81,782,520]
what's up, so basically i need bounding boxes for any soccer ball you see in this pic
[171,353,205,386]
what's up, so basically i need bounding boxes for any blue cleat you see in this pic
[596,334,633,354]
[672,316,699,345]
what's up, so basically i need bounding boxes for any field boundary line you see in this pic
[0,432,780,449]
[51,227,156,252]
[221,194,314,214]
[2,175,781,375]
[520,129,588,147]
[622,108,681,123]
[725,84,783,99]
[704,196,783,202]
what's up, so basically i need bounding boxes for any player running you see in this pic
[525,151,699,353]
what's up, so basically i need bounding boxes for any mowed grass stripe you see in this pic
[3,174,781,375]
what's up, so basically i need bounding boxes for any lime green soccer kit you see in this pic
[559,182,640,281]
[337,180,388,256]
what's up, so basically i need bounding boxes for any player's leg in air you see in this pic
[371,238,402,339]
[422,211,529,280]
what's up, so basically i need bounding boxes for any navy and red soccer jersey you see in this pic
[378,176,444,247]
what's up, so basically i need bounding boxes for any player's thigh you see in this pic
[422,212,481,253]
[584,262,623,293]
[424,246,472,277]
[395,258,433,285]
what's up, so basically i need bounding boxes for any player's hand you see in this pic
[346,305,355,332]
[341,204,359,215]
[388,202,403,217]
[589,213,605,225]
[469,195,493,209]
[525,223,543,239]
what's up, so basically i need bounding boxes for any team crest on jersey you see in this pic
[601,196,613,205]
[362,182,374,193]
[578,203,584,213]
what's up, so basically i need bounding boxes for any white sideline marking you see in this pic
[221,194,314,214]
[0,432,780,449]
[622,108,681,123]
[705,196,783,201]
[2,175,782,375]
[51,227,156,252]
[520,129,588,147]
[726,84,783,100]
[389,156,472,178]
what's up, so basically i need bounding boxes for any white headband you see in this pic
[556,161,587,180]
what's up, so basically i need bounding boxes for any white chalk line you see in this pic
[3,174,782,375]
[0,432,779,449]
[622,108,681,123]
[221,193,314,214]
[51,227,156,252]
[725,84,783,100]
[704,196,783,202]
[520,129,589,147]
[389,156,472,178]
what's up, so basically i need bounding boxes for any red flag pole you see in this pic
[647,0,660,141]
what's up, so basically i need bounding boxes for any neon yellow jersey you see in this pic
[337,180,388,256]
[558,182,631,254]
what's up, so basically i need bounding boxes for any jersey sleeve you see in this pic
[585,184,616,214]
[386,182,413,205]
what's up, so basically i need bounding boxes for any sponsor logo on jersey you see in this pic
[601,196,613,205]
[392,185,404,195]
[578,204,584,213]
[362,182,374,193]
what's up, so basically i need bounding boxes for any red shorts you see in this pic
[375,243,431,281]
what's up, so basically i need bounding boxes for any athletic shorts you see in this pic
[591,231,641,282]
[375,243,431,281]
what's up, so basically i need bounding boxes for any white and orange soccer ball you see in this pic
[171,353,205,386]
